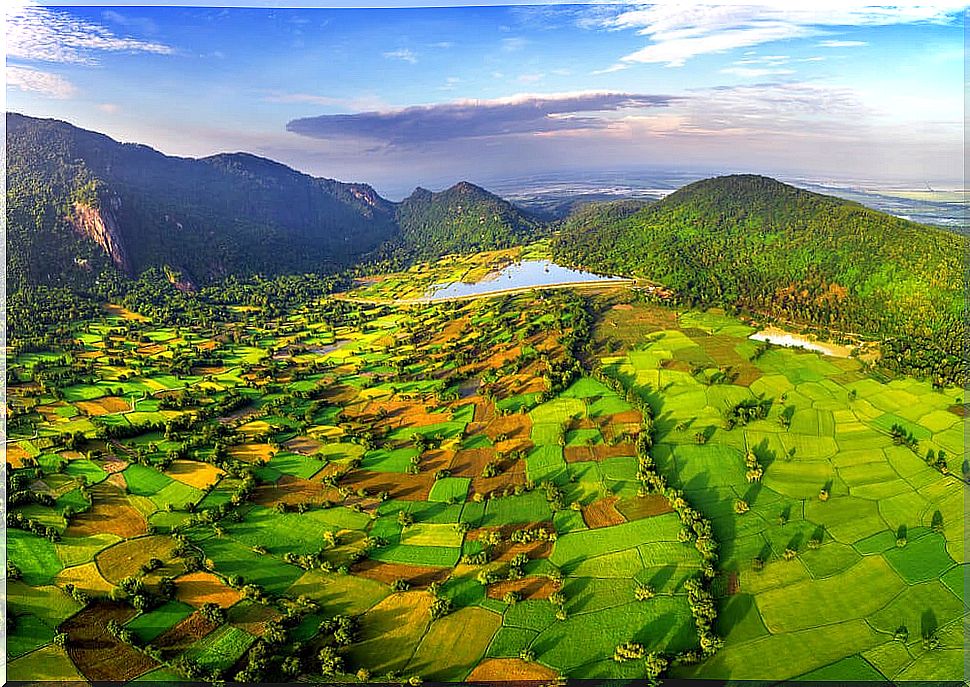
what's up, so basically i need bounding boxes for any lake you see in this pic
[425,260,629,300]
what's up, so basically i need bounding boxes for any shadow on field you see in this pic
[649,564,678,591]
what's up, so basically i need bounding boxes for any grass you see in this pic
[8,613,55,658]
[428,477,471,503]
[400,522,465,547]
[407,606,502,680]
[8,530,63,586]
[883,532,956,583]
[189,624,256,672]
[369,543,462,567]
[123,463,174,496]
[197,536,303,595]
[550,514,684,567]
[125,601,195,643]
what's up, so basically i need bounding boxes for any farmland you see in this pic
[5,250,965,683]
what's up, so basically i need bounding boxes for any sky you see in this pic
[5,1,967,198]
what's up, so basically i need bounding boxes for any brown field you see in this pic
[582,496,627,529]
[166,460,224,489]
[252,474,332,507]
[726,570,741,595]
[616,494,674,519]
[492,539,553,563]
[66,483,147,539]
[175,571,244,609]
[283,435,323,455]
[465,397,496,426]
[95,535,179,585]
[136,344,167,356]
[318,384,361,405]
[62,602,157,682]
[155,611,221,652]
[608,409,642,426]
[355,399,451,431]
[6,444,29,468]
[466,657,558,682]
[487,576,558,601]
[101,396,132,413]
[483,413,532,442]
[597,302,678,345]
[469,467,528,499]
[343,468,435,501]
[430,315,471,346]
[693,335,763,386]
[101,456,129,474]
[56,562,115,596]
[948,404,967,417]
[421,448,456,474]
[563,446,596,463]
[449,447,497,478]
[589,442,638,461]
[221,407,264,426]
[191,365,228,375]
[227,442,275,463]
[353,560,452,588]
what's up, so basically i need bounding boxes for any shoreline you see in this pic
[749,326,855,358]
[421,277,636,302]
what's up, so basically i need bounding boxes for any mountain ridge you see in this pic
[553,173,968,384]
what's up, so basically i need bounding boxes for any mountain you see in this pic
[394,181,545,258]
[6,113,398,292]
[554,174,968,384]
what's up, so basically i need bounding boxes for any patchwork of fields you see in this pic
[594,305,967,682]
[6,268,965,683]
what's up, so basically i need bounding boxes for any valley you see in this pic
[6,250,966,683]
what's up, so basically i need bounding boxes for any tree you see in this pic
[634,583,656,601]
[199,602,226,625]
[614,641,645,662]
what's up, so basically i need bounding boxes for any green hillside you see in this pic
[6,113,398,292]
[394,181,546,259]
[554,175,968,384]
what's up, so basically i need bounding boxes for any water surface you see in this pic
[426,260,627,300]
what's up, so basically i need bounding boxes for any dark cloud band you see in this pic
[286,92,676,146]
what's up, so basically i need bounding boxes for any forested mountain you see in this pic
[554,174,968,384]
[394,181,545,258]
[6,113,398,292]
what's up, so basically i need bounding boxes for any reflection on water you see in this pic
[426,260,626,300]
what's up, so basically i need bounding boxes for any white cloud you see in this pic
[720,66,795,78]
[7,0,173,65]
[98,103,120,113]
[383,48,417,64]
[817,39,868,47]
[517,73,546,84]
[590,3,966,68]
[6,64,77,99]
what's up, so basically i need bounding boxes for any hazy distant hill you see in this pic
[555,174,968,383]
[6,112,398,292]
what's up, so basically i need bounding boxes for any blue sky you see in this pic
[6,1,966,197]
